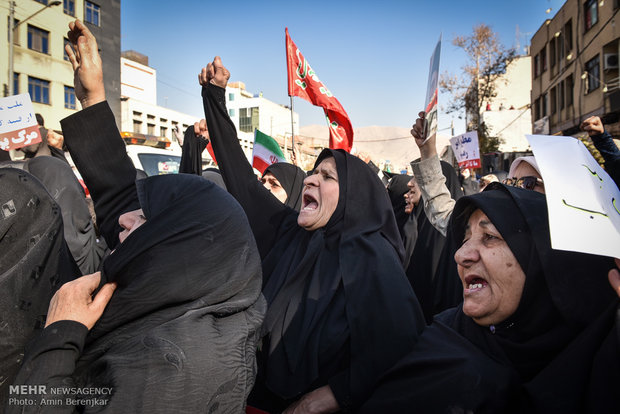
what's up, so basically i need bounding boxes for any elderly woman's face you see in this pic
[455,209,526,326]
[298,157,339,231]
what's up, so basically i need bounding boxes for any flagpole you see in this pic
[288,96,295,155]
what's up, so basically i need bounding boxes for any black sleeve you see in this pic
[7,321,88,414]
[179,126,208,175]
[61,101,140,250]
[202,84,292,257]
[591,130,620,188]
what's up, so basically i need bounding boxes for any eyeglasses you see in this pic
[502,176,544,191]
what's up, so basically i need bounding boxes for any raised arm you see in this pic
[410,111,455,236]
[60,20,139,250]
[200,57,292,257]
[581,116,620,188]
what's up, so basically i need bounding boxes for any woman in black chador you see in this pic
[360,183,620,413]
[201,56,425,413]
[7,21,265,413]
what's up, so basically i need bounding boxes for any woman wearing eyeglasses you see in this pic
[504,156,545,193]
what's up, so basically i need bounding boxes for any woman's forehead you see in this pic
[315,156,337,172]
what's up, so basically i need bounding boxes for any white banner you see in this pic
[527,134,620,258]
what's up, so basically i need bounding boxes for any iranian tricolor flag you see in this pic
[252,129,286,173]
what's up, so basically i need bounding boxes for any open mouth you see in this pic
[302,193,319,211]
[464,275,488,292]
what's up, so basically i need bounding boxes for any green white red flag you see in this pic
[252,129,286,173]
[286,28,353,152]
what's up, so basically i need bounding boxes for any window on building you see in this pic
[11,73,19,95]
[64,86,76,109]
[542,93,548,117]
[559,79,565,110]
[7,17,20,44]
[558,33,565,61]
[27,25,49,54]
[160,118,167,124]
[147,114,155,121]
[160,126,167,137]
[550,86,557,114]
[182,124,189,130]
[584,0,598,31]
[541,46,547,72]
[566,74,574,106]
[229,108,235,117]
[64,0,75,16]
[85,1,100,26]
[585,55,600,93]
[147,124,155,135]
[550,38,556,68]
[63,38,71,61]
[133,120,142,134]
[239,107,259,133]
[534,54,541,77]
[28,76,50,104]
[564,20,573,54]
[228,93,235,101]
[133,111,142,117]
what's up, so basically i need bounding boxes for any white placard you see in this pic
[0,94,41,151]
[527,134,620,258]
[449,130,481,169]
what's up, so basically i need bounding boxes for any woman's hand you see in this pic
[45,272,116,330]
[410,111,437,159]
[608,258,620,298]
[198,56,230,89]
[65,20,105,109]
[283,386,340,414]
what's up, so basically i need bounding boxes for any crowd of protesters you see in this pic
[1,20,620,414]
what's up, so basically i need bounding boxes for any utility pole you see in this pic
[8,1,15,96]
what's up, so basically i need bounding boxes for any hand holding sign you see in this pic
[411,111,438,159]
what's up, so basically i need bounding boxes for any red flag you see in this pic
[205,140,217,165]
[286,28,353,152]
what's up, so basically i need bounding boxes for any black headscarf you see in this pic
[386,174,417,269]
[438,183,619,412]
[74,174,265,412]
[263,162,306,211]
[0,168,79,403]
[258,149,424,409]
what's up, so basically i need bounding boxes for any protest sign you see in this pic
[450,130,481,169]
[528,134,620,258]
[422,36,441,144]
[0,94,41,152]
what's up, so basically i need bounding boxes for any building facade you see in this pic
[480,55,533,152]
[530,0,620,136]
[119,54,199,152]
[225,81,299,159]
[1,0,121,130]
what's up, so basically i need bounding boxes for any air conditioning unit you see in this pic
[604,53,619,70]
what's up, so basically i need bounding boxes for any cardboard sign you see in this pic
[0,94,41,151]
[527,134,620,258]
[422,36,441,144]
[450,130,481,169]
